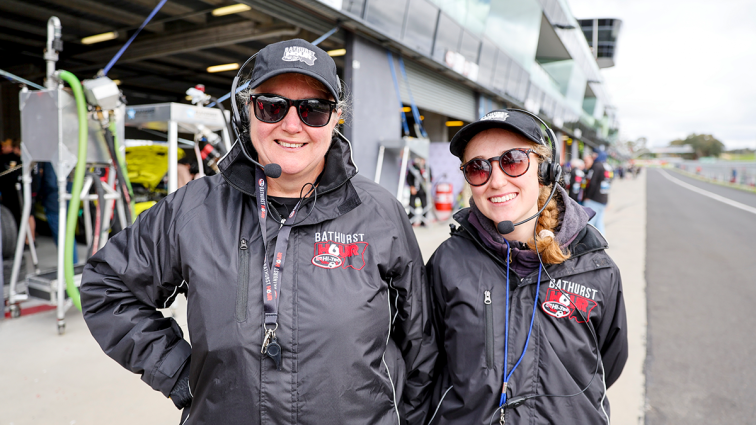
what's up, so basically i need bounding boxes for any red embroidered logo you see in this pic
[541,280,597,323]
[312,241,368,270]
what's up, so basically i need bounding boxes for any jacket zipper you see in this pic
[484,290,494,369]
[235,238,250,322]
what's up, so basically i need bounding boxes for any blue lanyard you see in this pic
[499,239,542,407]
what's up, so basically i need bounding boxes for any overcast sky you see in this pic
[567,0,756,149]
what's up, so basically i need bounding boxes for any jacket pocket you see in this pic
[484,290,493,369]
[235,238,250,322]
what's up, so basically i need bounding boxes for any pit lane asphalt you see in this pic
[645,168,756,424]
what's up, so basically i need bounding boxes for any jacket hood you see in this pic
[455,184,603,275]
[217,132,359,198]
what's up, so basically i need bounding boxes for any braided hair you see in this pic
[525,144,570,264]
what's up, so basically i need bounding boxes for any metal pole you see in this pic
[168,120,178,193]
[45,17,61,89]
[397,146,410,201]
[56,168,67,325]
[8,164,33,305]
[220,122,232,153]
[374,146,385,183]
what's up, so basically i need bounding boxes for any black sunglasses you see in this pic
[460,148,540,186]
[250,94,337,127]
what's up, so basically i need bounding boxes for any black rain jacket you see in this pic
[80,135,437,425]
[425,209,627,425]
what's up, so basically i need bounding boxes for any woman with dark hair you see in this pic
[81,39,436,425]
[426,109,627,424]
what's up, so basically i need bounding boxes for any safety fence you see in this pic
[675,161,756,187]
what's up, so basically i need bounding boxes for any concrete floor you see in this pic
[1,175,647,425]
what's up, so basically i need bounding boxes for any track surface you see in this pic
[645,168,756,424]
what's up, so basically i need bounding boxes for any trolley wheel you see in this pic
[9,304,21,318]
[57,321,66,335]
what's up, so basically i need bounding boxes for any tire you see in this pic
[1,204,18,259]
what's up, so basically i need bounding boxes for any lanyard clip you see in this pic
[499,407,506,425]
[261,326,277,354]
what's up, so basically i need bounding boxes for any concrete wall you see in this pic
[343,33,402,197]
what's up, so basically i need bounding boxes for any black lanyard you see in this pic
[254,167,302,370]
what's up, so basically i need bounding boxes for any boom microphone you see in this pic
[248,158,281,178]
[497,220,516,234]
[496,168,562,234]
[263,163,282,178]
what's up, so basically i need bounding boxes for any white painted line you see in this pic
[659,170,756,215]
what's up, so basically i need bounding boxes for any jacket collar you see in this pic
[217,133,361,225]
[452,204,609,282]
[218,133,358,198]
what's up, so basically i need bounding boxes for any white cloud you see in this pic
[568,0,756,149]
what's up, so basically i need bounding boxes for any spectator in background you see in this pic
[568,158,585,203]
[0,138,22,227]
[406,156,431,226]
[583,151,612,235]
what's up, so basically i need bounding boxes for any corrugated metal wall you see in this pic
[395,58,476,122]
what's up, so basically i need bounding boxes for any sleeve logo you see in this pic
[312,241,368,270]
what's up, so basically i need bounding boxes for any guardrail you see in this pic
[676,161,756,187]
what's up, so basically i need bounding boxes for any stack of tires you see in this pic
[2,204,19,285]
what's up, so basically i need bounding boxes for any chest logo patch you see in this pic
[541,279,598,323]
[312,241,368,270]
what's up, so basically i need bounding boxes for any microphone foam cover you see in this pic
[264,163,282,179]
[497,221,515,234]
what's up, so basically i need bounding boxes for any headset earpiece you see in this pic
[538,161,553,185]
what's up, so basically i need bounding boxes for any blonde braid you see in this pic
[525,143,570,264]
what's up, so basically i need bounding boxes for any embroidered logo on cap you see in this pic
[282,46,317,66]
[481,111,509,121]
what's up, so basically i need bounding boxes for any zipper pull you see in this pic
[484,290,492,305]
[240,238,248,250]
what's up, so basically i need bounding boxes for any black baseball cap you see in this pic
[449,109,546,160]
[249,39,340,100]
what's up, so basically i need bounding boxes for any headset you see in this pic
[227,52,283,178]
[496,109,563,234]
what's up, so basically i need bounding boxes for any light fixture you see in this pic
[401,106,411,113]
[185,95,193,101]
[207,63,240,73]
[327,48,346,57]
[81,31,118,45]
[446,120,464,127]
[112,79,121,85]
[212,4,252,17]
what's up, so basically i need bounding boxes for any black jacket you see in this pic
[584,161,611,205]
[425,209,627,425]
[568,167,585,203]
[81,135,437,425]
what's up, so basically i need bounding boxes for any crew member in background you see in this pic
[0,139,22,227]
[567,158,585,203]
[407,157,431,225]
[583,151,612,235]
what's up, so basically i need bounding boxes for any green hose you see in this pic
[109,121,135,221]
[57,70,86,310]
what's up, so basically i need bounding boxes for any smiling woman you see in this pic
[425,109,628,425]
[79,38,437,425]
